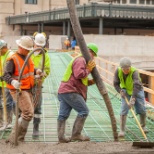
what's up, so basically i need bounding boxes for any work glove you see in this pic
[36,69,45,77]
[35,74,41,79]
[88,79,95,86]
[128,97,135,109]
[11,80,21,89]
[120,89,126,98]
[86,60,96,72]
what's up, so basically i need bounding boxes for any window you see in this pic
[75,0,80,5]
[122,0,127,4]
[25,0,37,4]
[116,0,120,3]
[130,0,136,4]
[146,0,150,4]
[139,0,144,4]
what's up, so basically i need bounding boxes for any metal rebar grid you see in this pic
[0,51,154,143]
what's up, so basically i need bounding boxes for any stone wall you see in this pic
[49,34,154,70]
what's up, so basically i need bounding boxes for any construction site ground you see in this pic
[0,51,154,154]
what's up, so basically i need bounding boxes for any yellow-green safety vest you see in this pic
[118,67,137,95]
[62,55,88,86]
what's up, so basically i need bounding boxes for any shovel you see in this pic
[125,97,154,148]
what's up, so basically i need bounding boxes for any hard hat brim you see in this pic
[34,40,46,47]
[16,40,33,50]
[0,40,7,49]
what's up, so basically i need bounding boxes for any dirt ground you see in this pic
[0,140,154,154]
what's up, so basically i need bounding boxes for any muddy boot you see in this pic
[6,109,13,129]
[140,114,148,133]
[118,115,127,137]
[0,109,13,131]
[71,116,90,141]
[32,117,41,139]
[57,120,70,143]
[0,109,3,129]
[6,117,29,145]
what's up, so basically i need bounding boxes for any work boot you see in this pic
[6,117,29,145]
[0,109,3,129]
[57,120,70,143]
[140,114,148,133]
[118,115,127,137]
[6,109,13,129]
[71,116,90,141]
[32,117,41,139]
[0,109,13,131]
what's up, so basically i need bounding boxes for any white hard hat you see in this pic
[34,33,46,47]
[16,36,33,50]
[0,40,7,49]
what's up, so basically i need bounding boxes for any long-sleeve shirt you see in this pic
[113,68,143,98]
[58,56,90,100]
[0,50,14,87]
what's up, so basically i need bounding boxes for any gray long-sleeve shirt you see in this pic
[113,68,143,98]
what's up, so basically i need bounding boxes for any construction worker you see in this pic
[0,40,15,131]
[64,37,70,50]
[57,43,98,143]
[31,32,51,139]
[113,57,148,138]
[3,36,43,145]
[71,37,77,50]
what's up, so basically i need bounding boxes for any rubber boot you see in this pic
[0,109,3,129]
[118,115,127,137]
[32,117,41,139]
[6,109,13,129]
[0,109,13,131]
[57,120,70,143]
[140,114,148,133]
[6,117,29,145]
[71,116,90,141]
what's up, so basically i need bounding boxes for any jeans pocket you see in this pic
[69,93,77,101]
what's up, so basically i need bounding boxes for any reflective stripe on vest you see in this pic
[118,67,136,95]
[7,53,35,89]
[62,55,88,86]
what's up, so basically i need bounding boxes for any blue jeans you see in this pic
[120,89,146,115]
[0,87,15,111]
[58,93,89,120]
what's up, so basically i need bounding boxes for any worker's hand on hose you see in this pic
[36,69,45,77]
[35,74,40,79]
[86,60,96,72]
[120,89,126,98]
[128,97,135,109]
[88,79,95,86]
[11,80,21,89]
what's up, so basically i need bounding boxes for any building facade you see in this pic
[1,0,154,38]
[91,0,154,5]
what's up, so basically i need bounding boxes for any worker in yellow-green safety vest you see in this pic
[0,40,15,131]
[57,43,98,143]
[31,32,51,139]
[113,57,148,138]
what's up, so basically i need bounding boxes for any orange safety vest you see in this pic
[7,53,35,90]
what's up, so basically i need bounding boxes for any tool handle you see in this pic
[125,97,148,141]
